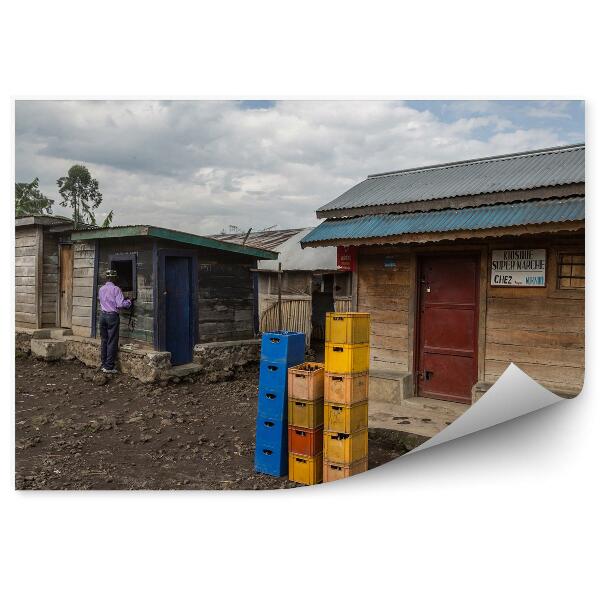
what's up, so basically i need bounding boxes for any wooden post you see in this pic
[35,227,44,329]
[277,262,283,330]
[351,253,358,312]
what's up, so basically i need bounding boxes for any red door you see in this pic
[416,255,479,404]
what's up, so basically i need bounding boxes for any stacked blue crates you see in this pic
[255,331,305,476]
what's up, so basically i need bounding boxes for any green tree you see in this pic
[15,178,54,217]
[57,164,113,228]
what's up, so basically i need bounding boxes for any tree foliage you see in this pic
[57,164,111,228]
[15,178,54,217]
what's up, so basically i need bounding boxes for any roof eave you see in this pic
[71,225,278,260]
[301,220,585,248]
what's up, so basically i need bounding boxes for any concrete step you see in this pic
[369,395,469,439]
[163,362,202,380]
[51,328,73,339]
[30,338,66,361]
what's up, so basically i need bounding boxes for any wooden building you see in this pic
[69,225,277,365]
[15,215,75,330]
[302,144,585,402]
[212,228,351,346]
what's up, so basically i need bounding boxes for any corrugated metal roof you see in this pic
[210,228,304,251]
[71,225,279,260]
[302,197,585,245]
[318,144,584,214]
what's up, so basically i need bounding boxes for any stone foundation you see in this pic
[63,336,172,383]
[19,328,260,384]
[193,339,260,381]
[15,328,33,355]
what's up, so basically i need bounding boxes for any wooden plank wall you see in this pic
[41,232,59,327]
[71,241,95,337]
[15,225,39,328]
[357,234,584,394]
[197,254,256,343]
[357,247,411,374]
[484,236,584,393]
[97,239,154,345]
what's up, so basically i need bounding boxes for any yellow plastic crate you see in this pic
[324,372,369,405]
[324,343,369,374]
[326,312,370,345]
[324,401,369,434]
[287,398,324,429]
[289,452,323,485]
[324,429,368,464]
[323,458,369,482]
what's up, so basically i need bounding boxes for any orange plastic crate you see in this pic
[288,425,323,456]
[323,458,369,482]
[287,362,324,401]
[324,372,369,405]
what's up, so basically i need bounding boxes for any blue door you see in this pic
[165,256,193,365]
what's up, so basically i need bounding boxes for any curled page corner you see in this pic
[408,363,571,454]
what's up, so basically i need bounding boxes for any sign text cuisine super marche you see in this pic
[491,249,546,287]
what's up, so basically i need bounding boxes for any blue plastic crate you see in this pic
[260,331,305,365]
[257,386,287,421]
[255,416,286,448]
[259,360,288,391]
[255,443,288,477]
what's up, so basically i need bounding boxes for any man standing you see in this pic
[98,269,132,374]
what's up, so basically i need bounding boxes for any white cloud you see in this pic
[15,100,579,235]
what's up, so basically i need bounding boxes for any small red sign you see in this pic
[337,246,356,272]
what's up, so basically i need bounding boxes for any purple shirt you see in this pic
[99,281,132,313]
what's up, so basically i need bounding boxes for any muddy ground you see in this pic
[15,356,411,490]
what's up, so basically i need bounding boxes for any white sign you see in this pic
[491,249,546,287]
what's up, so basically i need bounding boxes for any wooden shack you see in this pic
[15,215,75,330]
[69,225,277,365]
[211,228,352,346]
[302,144,585,402]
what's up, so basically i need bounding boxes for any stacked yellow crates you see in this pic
[287,362,325,485]
[323,312,370,482]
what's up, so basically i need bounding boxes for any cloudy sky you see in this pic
[15,100,584,235]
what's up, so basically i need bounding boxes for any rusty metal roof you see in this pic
[317,144,584,216]
[210,228,305,251]
[302,196,585,246]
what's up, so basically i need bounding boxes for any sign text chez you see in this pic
[490,249,546,287]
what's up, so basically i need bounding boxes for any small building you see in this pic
[68,225,277,365]
[211,228,352,346]
[15,215,75,330]
[302,144,585,403]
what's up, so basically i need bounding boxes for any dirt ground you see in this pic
[15,355,410,490]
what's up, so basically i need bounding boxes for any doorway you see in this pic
[59,244,74,328]
[416,254,479,404]
[159,253,195,366]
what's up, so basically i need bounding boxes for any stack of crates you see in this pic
[323,312,370,482]
[287,362,325,485]
[255,331,305,477]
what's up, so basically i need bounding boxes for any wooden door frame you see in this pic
[57,242,74,329]
[412,250,483,402]
[155,248,198,354]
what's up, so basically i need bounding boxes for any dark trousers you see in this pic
[100,311,120,370]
